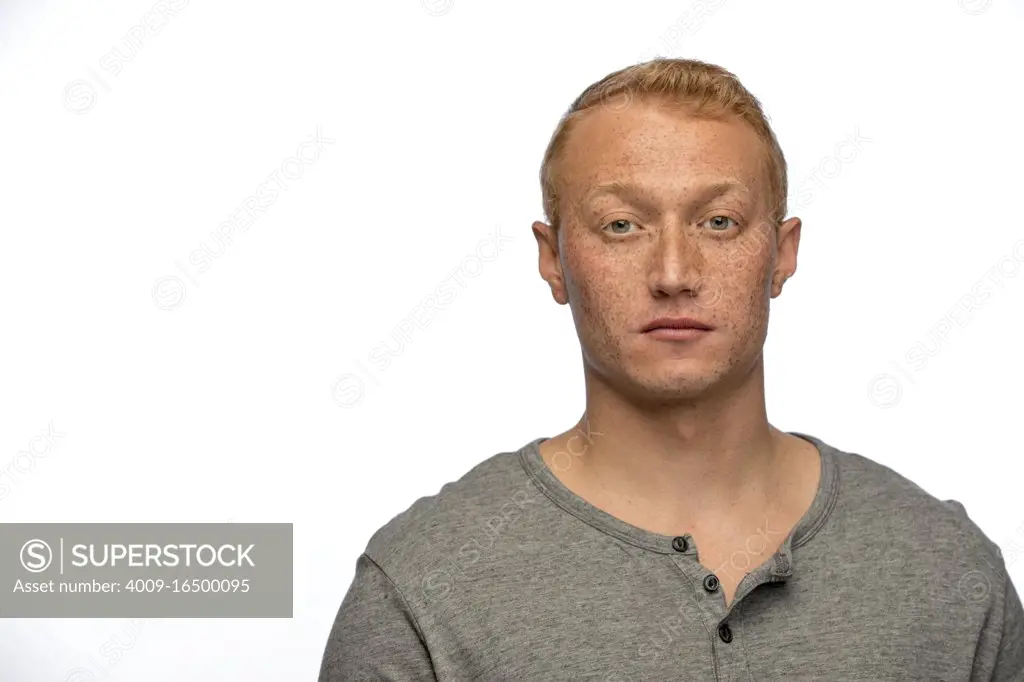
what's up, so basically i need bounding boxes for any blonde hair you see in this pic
[539,58,788,231]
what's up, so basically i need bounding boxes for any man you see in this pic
[318,58,1023,680]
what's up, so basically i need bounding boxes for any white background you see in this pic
[1,0,1023,679]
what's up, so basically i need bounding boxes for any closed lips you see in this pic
[642,318,713,331]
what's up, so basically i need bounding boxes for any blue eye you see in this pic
[703,216,737,231]
[604,219,637,234]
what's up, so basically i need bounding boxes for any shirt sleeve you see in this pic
[991,567,1024,681]
[318,552,437,682]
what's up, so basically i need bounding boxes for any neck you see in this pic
[549,354,790,531]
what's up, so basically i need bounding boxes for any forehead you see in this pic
[557,102,769,205]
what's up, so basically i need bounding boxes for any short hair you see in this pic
[539,58,788,231]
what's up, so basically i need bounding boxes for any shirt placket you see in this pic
[668,533,794,681]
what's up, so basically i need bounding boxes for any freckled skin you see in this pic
[531,102,813,601]
[534,102,800,404]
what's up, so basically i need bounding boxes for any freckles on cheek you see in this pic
[563,238,604,301]
[565,245,636,342]
[573,262,621,321]
[708,267,769,346]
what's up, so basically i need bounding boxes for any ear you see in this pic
[533,220,569,305]
[770,217,801,298]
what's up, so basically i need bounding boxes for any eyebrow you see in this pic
[580,179,752,211]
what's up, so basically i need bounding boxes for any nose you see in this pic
[647,224,705,299]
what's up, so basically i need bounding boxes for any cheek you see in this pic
[706,258,773,338]
[564,243,637,336]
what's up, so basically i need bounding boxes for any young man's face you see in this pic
[534,101,799,401]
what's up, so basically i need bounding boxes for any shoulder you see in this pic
[361,438,541,577]
[818,435,1005,578]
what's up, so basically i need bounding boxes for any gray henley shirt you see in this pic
[318,432,1024,680]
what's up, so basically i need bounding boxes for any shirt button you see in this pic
[671,536,688,552]
[703,574,720,592]
[718,623,733,643]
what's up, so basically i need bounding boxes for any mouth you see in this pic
[641,317,714,341]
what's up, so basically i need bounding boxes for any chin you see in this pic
[626,369,723,402]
